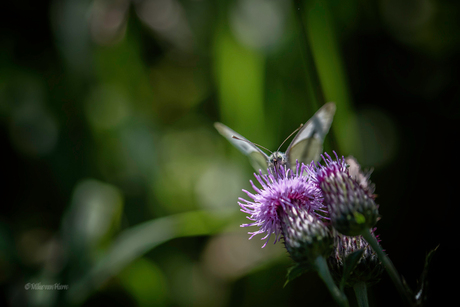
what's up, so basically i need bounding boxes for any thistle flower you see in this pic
[238,162,326,248]
[239,162,347,306]
[328,230,384,287]
[310,152,379,236]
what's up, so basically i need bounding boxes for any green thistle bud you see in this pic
[312,153,379,236]
[280,205,333,264]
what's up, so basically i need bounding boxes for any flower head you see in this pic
[328,230,384,287]
[239,162,325,248]
[309,152,379,236]
[281,205,333,263]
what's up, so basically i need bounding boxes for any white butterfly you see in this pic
[214,102,336,172]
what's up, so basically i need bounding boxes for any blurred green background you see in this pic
[1,0,458,306]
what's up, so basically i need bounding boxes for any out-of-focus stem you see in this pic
[315,256,349,307]
[353,282,369,307]
[361,228,413,306]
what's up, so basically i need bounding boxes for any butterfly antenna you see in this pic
[277,123,304,151]
[232,136,273,154]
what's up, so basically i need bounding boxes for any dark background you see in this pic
[1,0,458,306]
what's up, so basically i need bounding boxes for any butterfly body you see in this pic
[268,151,288,171]
[215,102,336,173]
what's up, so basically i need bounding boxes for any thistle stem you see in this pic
[314,256,349,307]
[361,228,413,306]
[353,282,369,307]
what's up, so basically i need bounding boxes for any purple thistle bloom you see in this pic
[238,162,326,248]
[309,152,379,236]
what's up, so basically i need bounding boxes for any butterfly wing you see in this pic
[286,102,336,167]
[214,122,270,171]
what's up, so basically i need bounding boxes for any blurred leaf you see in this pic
[93,29,155,118]
[154,126,229,215]
[52,0,93,80]
[284,262,315,287]
[303,0,361,157]
[62,180,124,265]
[414,245,439,306]
[119,257,168,307]
[67,210,229,305]
[340,249,364,291]
[213,26,268,146]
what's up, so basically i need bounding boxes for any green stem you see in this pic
[353,282,369,307]
[314,256,349,307]
[361,228,413,306]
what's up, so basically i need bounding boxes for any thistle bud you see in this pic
[281,206,334,264]
[328,231,384,287]
[311,153,379,236]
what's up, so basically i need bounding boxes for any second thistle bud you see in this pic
[280,206,333,264]
[313,153,379,236]
[328,231,384,287]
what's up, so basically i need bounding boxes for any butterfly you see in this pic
[214,102,336,172]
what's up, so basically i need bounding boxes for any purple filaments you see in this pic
[238,162,325,248]
[307,152,349,186]
[312,152,375,200]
